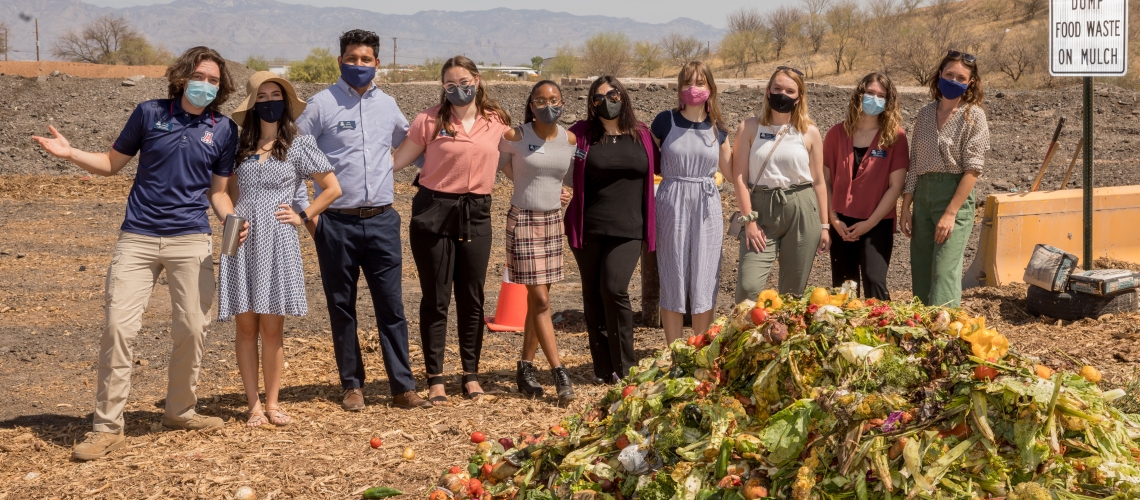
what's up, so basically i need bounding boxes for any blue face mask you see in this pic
[185,80,219,109]
[862,94,886,116]
[938,77,969,100]
[340,63,377,88]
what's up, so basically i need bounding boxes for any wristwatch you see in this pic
[299,210,311,224]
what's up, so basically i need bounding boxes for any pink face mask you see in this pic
[680,86,711,107]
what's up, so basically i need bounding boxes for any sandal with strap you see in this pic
[265,406,291,426]
[426,375,450,406]
[461,373,484,400]
[246,409,268,428]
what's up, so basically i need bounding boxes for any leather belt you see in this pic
[327,205,393,218]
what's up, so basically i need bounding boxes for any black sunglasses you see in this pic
[591,89,622,105]
[777,66,804,77]
[947,50,977,64]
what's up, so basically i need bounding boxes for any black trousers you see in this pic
[408,187,493,375]
[570,233,642,381]
[314,209,416,394]
[829,213,894,300]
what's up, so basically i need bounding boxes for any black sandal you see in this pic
[461,373,484,400]
[427,375,450,406]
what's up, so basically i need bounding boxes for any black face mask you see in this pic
[767,92,798,114]
[255,100,287,123]
[596,99,622,120]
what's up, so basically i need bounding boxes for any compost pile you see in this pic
[432,285,1140,500]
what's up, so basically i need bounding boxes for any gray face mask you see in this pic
[445,84,476,106]
[597,100,622,120]
[533,105,562,125]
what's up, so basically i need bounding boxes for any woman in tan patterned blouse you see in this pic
[900,51,990,308]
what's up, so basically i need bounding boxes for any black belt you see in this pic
[327,205,392,218]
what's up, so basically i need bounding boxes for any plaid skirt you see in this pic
[506,205,565,285]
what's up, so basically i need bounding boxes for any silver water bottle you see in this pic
[220,214,247,257]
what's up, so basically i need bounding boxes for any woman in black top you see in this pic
[565,76,660,384]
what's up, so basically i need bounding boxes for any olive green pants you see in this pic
[736,184,821,301]
[910,173,974,308]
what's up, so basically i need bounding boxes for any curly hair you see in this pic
[928,51,985,113]
[339,29,379,59]
[235,82,299,166]
[844,72,903,149]
[433,56,511,139]
[165,46,235,111]
[760,67,814,134]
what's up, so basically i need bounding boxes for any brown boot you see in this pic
[342,388,365,411]
[72,431,126,461]
[393,391,433,409]
[162,413,224,431]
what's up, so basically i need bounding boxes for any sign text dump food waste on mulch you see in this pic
[1050,0,1129,76]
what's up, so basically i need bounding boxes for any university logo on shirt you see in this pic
[201,131,214,145]
[153,121,173,132]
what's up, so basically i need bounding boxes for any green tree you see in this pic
[581,31,633,77]
[634,41,663,77]
[290,48,339,83]
[531,55,544,71]
[547,44,578,77]
[246,55,269,71]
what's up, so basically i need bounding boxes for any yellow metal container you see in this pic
[971,186,1140,287]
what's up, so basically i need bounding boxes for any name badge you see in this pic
[528,144,545,154]
[573,148,587,160]
[153,121,173,132]
[758,132,776,140]
[251,154,260,161]
[337,120,356,131]
[869,149,887,158]
[438,128,454,138]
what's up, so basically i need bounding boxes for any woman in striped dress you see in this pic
[651,61,732,345]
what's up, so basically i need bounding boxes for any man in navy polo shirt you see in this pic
[33,46,243,460]
[294,29,431,411]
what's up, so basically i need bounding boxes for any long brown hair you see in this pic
[165,46,235,111]
[844,72,902,149]
[585,75,643,145]
[928,51,985,113]
[675,61,725,132]
[433,56,511,139]
[760,67,814,134]
[235,82,298,165]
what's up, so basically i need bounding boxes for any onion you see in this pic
[403,447,416,460]
[837,342,884,364]
[930,310,951,332]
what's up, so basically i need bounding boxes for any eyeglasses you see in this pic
[531,98,563,108]
[947,50,977,64]
[443,82,474,93]
[777,66,804,77]
[591,89,622,105]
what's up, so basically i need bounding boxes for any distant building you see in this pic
[268,65,290,77]
[477,65,537,78]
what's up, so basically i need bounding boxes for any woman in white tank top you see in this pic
[730,67,831,300]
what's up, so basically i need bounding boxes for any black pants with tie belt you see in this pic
[409,186,493,376]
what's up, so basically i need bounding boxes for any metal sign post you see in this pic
[1050,0,1129,269]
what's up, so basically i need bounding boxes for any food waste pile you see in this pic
[430,284,1140,500]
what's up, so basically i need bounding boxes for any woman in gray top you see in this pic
[498,80,577,402]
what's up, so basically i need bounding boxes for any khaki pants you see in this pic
[735,184,821,301]
[94,232,214,434]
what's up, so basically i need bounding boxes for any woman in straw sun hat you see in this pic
[218,71,342,427]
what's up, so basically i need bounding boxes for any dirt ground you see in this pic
[0,61,168,79]
[1,72,1139,499]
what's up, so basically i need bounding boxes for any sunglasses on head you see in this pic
[947,50,977,64]
[777,66,804,77]
[591,89,622,105]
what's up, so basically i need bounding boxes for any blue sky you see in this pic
[82,0,805,28]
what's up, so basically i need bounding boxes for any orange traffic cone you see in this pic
[485,268,529,332]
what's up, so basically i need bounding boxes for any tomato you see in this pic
[550,426,568,436]
[905,319,916,327]
[481,463,493,478]
[370,437,382,449]
[616,434,631,449]
[449,466,462,474]
[467,478,483,495]
[878,319,889,327]
[470,432,486,444]
[750,307,768,325]
[621,385,636,398]
[973,365,998,381]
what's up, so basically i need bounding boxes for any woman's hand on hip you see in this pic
[744,221,767,253]
[934,211,957,245]
[275,204,303,226]
[817,229,831,254]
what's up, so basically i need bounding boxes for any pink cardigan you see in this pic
[565,120,661,251]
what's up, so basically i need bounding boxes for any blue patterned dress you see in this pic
[218,135,333,320]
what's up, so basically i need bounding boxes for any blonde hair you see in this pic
[844,72,902,149]
[760,68,814,134]
[675,61,725,132]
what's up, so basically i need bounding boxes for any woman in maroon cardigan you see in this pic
[565,76,659,385]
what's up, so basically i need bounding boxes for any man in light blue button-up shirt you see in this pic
[293,29,430,411]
